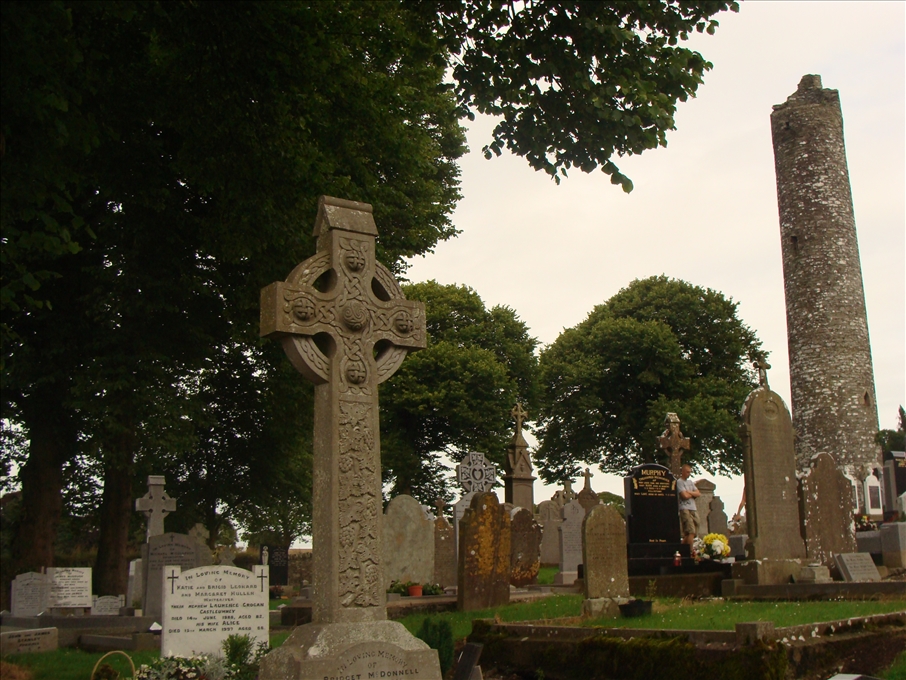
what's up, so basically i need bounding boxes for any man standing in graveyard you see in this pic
[677,464,701,547]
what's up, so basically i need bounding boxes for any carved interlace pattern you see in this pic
[337,400,380,607]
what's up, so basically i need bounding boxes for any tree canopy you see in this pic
[380,281,540,506]
[535,276,765,481]
[0,0,737,600]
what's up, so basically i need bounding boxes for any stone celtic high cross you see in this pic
[260,196,425,624]
[657,412,691,478]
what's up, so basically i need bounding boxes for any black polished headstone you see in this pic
[260,545,289,586]
[624,464,681,545]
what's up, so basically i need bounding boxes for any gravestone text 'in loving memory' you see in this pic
[257,197,441,680]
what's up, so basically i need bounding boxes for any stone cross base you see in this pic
[731,558,805,585]
[258,622,441,680]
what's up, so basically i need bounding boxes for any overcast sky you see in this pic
[404,1,906,512]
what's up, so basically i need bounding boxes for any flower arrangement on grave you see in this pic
[854,515,877,532]
[693,533,731,561]
[134,634,267,680]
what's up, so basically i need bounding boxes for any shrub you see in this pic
[416,618,454,674]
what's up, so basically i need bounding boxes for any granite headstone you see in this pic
[509,507,541,587]
[458,492,510,611]
[383,494,435,589]
[555,499,585,585]
[582,504,629,600]
[797,452,856,570]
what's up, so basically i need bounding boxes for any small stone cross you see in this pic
[456,452,498,494]
[755,360,771,388]
[434,498,447,520]
[260,196,426,624]
[188,523,209,546]
[583,467,592,489]
[135,475,176,541]
[657,412,691,478]
[511,403,528,432]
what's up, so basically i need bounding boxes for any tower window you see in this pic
[791,235,799,256]
[863,391,872,407]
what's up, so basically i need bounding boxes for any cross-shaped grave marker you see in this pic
[456,452,498,494]
[657,412,691,478]
[261,196,425,624]
[136,475,177,540]
[755,360,772,388]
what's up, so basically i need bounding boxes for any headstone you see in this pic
[624,464,680,545]
[45,567,92,609]
[536,499,563,565]
[707,496,729,536]
[218,547,236,567]
[855,530,882,555]
[576,468,601,514]
[261,545,290,586]
[693,479,716,537]
[454,452,498,560]
[434,501,456,588]
[126,559,143,608]
[883,452,906,513]
[10,572,48,617]
[91,594,125,616]
[582,504,629,600]
[863,474,884,519]
[256,197,440,680]
[550,479,576,507]
[383,494,435,589]
[161,565,269,657]
[555,499,585,585]
[143,532,213,622]
[509,507,542,587]
[797,452,857,570]
[135,475,177,540]
[657,412,690,477]
[188,523,210,546]
[458,492,510,611]
[739,383,806,560]
[0,628,58,655]
[503,403,536,511]
[728,535,748,559]
[835,552,881,582]
[880,522,906,569]
[899,492,906,517]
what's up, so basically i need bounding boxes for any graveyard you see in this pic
[2,4,906,680]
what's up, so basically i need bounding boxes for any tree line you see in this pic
[0,0,739,601]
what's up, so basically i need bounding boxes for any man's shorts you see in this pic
[680,509,699,536]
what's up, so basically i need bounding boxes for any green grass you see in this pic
[536,566,558,585]
[583,597,906,631]
[882,650,906,680]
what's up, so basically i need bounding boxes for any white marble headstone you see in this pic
[162,565,269,657]
[45,568,92,609]
[91,594,125,615]
[10,572,48,617]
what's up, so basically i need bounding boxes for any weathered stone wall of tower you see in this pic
[770,74,880,472]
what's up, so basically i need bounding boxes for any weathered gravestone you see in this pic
[503,403,536,511]
[383,494,435,589]
[218,547,236,567]
[693,479,716,538]
[708,497,729,536]
[798,452,856,570]
[260,545,290,586]
[555,499,585,585]
[143,532,212,622]
[433,500,456,588]
[91,594,125,616]
[188,523,209,546]
[537,499,563,565]
[576,468,601,514]
[739,382,806,561]
[126,559,143,608]
[835,552,881,582]
[509,508,542,587]
[10,572,47,617]
[458,493,511,611]
[257,197,440,680]
[0,628,58,655]
[583,504,629,600]
[880,522,906,569]
[162,565,269,657]
[136,475,177,540]
[45,567,92,611]
[454,452,498,560]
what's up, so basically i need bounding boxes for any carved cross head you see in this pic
[260,196,426,391]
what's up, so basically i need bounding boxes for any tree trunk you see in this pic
[4,393,73,609]
[93,434,136,597]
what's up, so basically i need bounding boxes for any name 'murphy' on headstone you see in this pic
[162,565,269,657]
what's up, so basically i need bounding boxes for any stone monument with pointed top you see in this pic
[503,403,536,511]
[576,468,601,513]
[257,196,440,679]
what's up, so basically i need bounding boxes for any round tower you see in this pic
[770,74,881,473]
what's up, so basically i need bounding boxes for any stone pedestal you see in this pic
[259,622,441,679]
[731,558,804,585]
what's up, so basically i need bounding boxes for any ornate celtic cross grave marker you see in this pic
[135,475,176,540]
[258,196,440,679]
[657,412,691,478]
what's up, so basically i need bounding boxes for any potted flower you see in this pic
[407,583,423,597]
[692,533,731,562]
